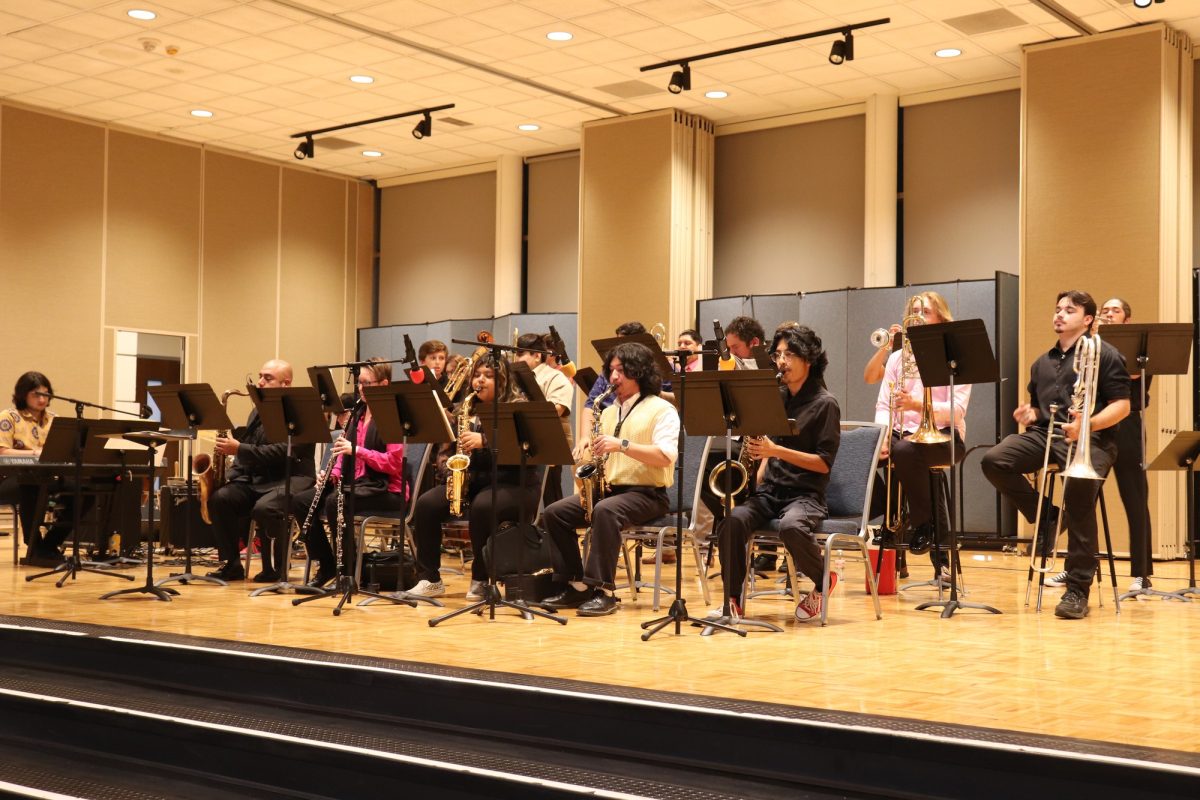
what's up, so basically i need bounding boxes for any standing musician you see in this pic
[0,371,73,565]
[514,333,573,505]
[291,359,406,589]
[713,326,842,622]
[207,359,316,582]
[981,290,1130,619]
[542,342,680,617]
[409,357,540,600]
[873,292,971,583]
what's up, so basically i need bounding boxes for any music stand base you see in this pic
[157,573,226,588]
[1171,586,1200,599]
[915,598,1001,618]
[101,583,179,602]
[27,557,136,586]
[428,584,566,627]
[643,597,746,640]
[292,577,418,615]
[359,591,444,608]
[250,580,324,597]
[1119,586,1188,602]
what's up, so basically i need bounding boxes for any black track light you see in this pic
[829,31,853,65]
[667,63,691,94]
[293,135,314,160]
[412,113,432,140]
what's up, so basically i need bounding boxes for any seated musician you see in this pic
[419,339,449,385]
[713,326,842,622]
[724,315,766,370]
[542,342,679,617]
[409,357,540,599]
[674,328,703,373]
[0,371,73,565]
[981,290,1129,619]
[873,292,971,584]
[573,321,647,463]
[291,360,406,588]
[207,359,316,582]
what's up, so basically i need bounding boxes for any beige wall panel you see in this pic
[280,170,348,381]
[105,131,201,333]
[201,152,279,393]
[0,107,104,403]
[527,154,580,313]
[904,91,1020,283]
[579,115,673,370]
[1023,29,1169,556]
[713,116,865,297]
[378,172,496,325]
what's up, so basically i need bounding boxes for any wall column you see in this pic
[864,94,898,288]
[494,154,523,316]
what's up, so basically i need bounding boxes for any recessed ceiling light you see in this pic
[705,90,729,99]
[127,9,156,21]
[517,123,540,131]
[362,150,383,158]
[935,48,962,58]
[349,74,374,84]
[546,31,573,41]
[190,109,213,118]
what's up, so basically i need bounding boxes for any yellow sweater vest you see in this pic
[600,395,675,488]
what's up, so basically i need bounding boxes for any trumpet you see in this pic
[194,388,248,524]
[870,327,892,348]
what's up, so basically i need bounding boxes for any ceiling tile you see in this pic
[410,16,505,46]
[346,1,454,31]
[632,0,729,25]
[466,3,557,33]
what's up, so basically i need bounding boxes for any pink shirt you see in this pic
[874,350,970,441]
[330,415,406,495]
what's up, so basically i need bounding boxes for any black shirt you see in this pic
[1027,334,1130,446]
[759,379,841,498]
[226,409,316,487]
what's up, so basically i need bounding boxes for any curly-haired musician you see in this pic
[713,326,842,623]
[543,342,680,617]
[981,290,1129,619]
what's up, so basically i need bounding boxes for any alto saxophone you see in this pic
[576,385,615,522]
[194,388,249,524]
[446,391,477,517]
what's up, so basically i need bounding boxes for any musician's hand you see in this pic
[214,435,240,456]
[879,438,890,459]
[898,393,923,413]
[572,438,591,461]
[330,436,353,457]
[459,431,484,453]
[1063,408,1082,442]
[884,323,902,351]
[591,435,622,456]
[743,437,772,460]
[1013,404,1037,426]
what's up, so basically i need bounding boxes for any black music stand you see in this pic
[574,367,599,397]
[149,384,234,588]
[1103,323,1192,601]
[247,386,326,597]
[509,361,546,403]
[1147,432,1200,600]
[430,401,570,627]
[591,334,675,382]
[682,369,791,637]
[307,367,346,417]
[100,431,178,602]
[25,418,154,586]
[905,319,1002,619]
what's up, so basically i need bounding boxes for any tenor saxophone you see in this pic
[575,385,615,522]
[446,391,477,517]
[194,388,249,524]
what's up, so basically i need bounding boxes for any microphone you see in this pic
[403,333,418,365]
[713,320,736,370]
[548,325,577,379]
[403,333,425,384]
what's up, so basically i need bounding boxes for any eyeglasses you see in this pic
[769,351,794,364]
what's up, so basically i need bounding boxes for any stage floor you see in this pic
[1,535,1197,755]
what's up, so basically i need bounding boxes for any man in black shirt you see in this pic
[713,325,842,623]
[981,290,1130,619]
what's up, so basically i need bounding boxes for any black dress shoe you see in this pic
[208,564,245,581]
[308,567,336,588]
[908,523,933,555]
[252,570,279,583]
[577,591,620,617]
[751,554,777,572]
[543,585,593,609]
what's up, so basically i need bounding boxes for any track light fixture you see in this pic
[829,30,854,65]
[290,103,454,161]
[641,17,887,92]
[667,63,691,94]
[1132,0,1164,8]
[411,112,433,140]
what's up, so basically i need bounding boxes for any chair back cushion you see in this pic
[825,425,881,519]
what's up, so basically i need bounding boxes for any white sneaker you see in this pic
[1045,571,1068,587]
[1127,576,1152,593]
[465,580,487,600]
[408,579,446,597]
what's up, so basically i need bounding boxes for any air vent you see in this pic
[439,117,473,127]
[315,136,361,151]
[596,79,660,99]
[944,8,1025,36]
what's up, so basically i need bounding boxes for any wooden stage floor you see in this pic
[2,535,1198,756]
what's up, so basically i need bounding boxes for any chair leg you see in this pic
[861,543,883,620]
[689,530,711,606]
[1098,491,1120,614]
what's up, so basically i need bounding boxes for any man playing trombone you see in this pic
[981,290,1129,619]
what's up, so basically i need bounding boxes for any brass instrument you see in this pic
[708,437,760,506]
[576,385,615,522]
[446,391,477,517]
[650,322,667,347]
[880,303,926,540]
[444,331,493,399]
[194,388,249,525]
[870,327,892,348]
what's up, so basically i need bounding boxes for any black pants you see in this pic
[412,482,538,582]
[543,486,669,590]
[1112,413,1152,578]
[209,478,313,573]
[890,430,964,567]
[981,429,1116,597]
[291,483,405,575]
[715,490,826,602]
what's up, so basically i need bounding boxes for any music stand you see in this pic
[1147,432,1200,599]
[905,319,1002,619]
[246,386,326,597]
[574,367,599,397]
[149,384,234,587]
[591,333,675,382]
[509,361,547,403]
[430,401,571,626]
[25,418,155,586]
[679,369,792,637]
[307,367,346,417]
[99,431,179,602]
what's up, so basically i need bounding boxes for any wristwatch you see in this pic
[620,438,630,452]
